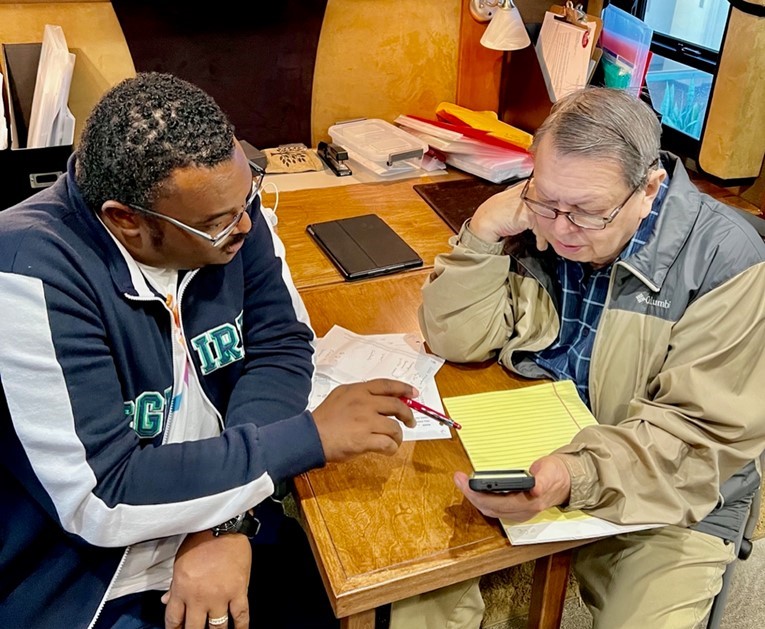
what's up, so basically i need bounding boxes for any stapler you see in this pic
[318,141,352,177]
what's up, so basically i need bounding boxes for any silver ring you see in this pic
[208,615,228,626]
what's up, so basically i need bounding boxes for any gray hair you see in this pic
[530,87,661,190]
[75,72,235,212]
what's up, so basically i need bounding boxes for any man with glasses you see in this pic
[127,167,265,249]
[0,73,418,629]
[419,87,765,627]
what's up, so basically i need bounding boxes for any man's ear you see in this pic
[638,168,667,219]
[101,201,141,236]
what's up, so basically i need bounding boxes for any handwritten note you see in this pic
[444,381,661,544]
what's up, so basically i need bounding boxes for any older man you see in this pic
[419,87,765,627]
[0,73,417,629]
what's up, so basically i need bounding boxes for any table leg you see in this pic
[526,549,573,629]
[340,608,376,629]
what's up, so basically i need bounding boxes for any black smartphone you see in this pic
[468,469,535,493]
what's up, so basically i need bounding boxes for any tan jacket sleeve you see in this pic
[557,263,765,527]
[419,224,556,363]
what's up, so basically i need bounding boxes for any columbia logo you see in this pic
[636,293,671,309]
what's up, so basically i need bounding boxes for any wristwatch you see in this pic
[211,510,261,538]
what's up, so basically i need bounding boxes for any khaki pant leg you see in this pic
[574,526,736,629]
[389,578,484,629]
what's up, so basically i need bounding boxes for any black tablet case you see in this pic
[306,214,423,280]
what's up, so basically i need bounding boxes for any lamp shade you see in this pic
[480,3,531,51]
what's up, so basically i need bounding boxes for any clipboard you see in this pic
[306,214,423,281]
[498,2,602,133]
[536,3,602,102]
[552,2,603,77]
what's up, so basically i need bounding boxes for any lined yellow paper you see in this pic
[443,380,597,471]
[444,381,661,545]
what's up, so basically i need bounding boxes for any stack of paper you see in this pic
[444,381,661,544]
[307,325,451,441]
[395,114,533,184]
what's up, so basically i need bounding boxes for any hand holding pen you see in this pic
[312,379,418,461]
[400,397,461,430]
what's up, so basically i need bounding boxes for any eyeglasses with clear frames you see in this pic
[520,175,643,231]
[128,163,266,247]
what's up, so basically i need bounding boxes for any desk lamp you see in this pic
[469,0,531,50]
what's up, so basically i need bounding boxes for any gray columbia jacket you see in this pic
[419,153,765,540]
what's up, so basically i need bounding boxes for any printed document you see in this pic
[308,325,450,441]
[536,11,597,101]
[444,381,662,544]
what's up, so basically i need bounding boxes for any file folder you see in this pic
[3,42,41,149]
[1,42,71,210]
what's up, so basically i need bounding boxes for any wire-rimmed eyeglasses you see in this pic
[520,175,643,231]
[127,163,266,247]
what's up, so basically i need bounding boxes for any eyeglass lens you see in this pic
[522,180,613,229]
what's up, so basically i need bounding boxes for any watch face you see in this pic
[212,514,244,536]
[212,512,260,537]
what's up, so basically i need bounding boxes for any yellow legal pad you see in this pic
[444,380,662,544]
[443,380,597,471]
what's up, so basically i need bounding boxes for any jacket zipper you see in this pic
[174,270,225,432]
[86,546,131,629]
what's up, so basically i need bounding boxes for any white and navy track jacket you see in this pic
[0,158,324,628]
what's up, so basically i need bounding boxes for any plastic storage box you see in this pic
[328,118,428,175]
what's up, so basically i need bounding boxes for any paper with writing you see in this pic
[314,325,443,391]
[535,11,598,101]
[308,325,450,441]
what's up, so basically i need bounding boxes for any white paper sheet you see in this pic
[28,24,76,148]
[307,325,450,441]
[502,508,662,545]
[314,325,444,391]
[535,11,597,102]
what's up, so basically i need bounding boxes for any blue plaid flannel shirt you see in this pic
[531,170,670,405]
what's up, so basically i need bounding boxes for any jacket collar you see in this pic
[65,155,164,300]
[618,151,700,292]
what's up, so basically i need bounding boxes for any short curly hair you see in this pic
[75,72,235,212]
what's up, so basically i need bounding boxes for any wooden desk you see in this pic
[271,174,460,290]
[295,273,593,629]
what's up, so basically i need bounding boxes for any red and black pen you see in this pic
[400,397,462,430]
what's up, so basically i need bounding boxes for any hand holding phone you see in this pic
[468,469,535,493]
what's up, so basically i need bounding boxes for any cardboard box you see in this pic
[0,1,135,209]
